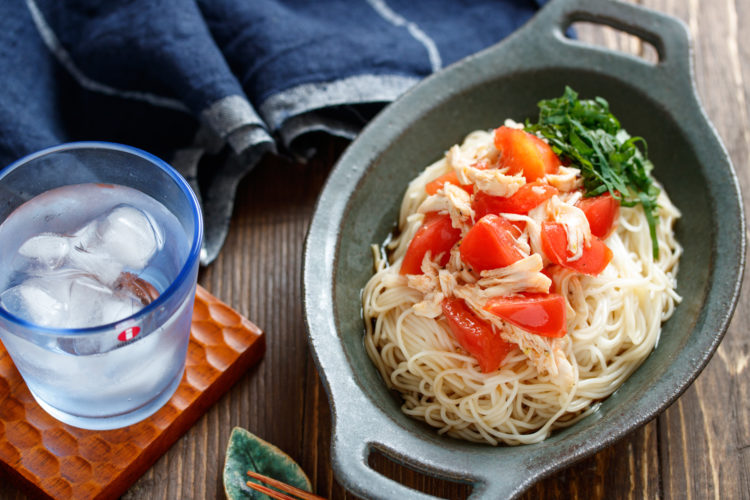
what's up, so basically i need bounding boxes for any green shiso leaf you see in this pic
[224,427,312,500]
[525,86,661,257]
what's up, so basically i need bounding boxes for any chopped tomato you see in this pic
[442,298,514,372]
[576,192,620,239]
[473,182,558,218]
[540,266,555,281]
[507,219,525,238]
[484,293,567,338]
[540,222,612,276]
[460,214,524,272]
[400,212,461,275]
[425,171,473,196]
[493,126,561,181]
[541,266,558,293]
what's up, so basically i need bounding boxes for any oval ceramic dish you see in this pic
[302,0,745,498]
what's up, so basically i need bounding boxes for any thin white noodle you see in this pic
[363,129,682,445]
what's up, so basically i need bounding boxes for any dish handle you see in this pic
[331,434,437,500]
[516,0,693,95]
[332,409,530,500]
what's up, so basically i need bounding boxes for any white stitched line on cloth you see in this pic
[25,0,190,113]
[365,0,442,73]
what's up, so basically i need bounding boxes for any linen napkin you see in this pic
[0,0,547,264]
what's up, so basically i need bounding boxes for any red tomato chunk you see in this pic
[493,126,561,182]
[425,171,473,196]
[484,293,567,338]
[540,222,612,276]
[460,214,524,272]
[400,212,461,275]
[473,182,558,219]
[576,192,620,239]
[442,298,514,373]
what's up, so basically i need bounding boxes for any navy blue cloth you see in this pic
[0,0,546,263]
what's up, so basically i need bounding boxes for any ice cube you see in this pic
[64,335,102,356]
[17,233,71,270]
[65,275,115,328]
[60,301,138,354]
[99,293,142,326]
[0,280,69,327]
[71,219,99,251]
[65,274,143,328]
[68,244,123,286]
[96,205,162,271]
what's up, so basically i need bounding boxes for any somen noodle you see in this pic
[362,125,681,445]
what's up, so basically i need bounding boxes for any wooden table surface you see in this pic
[2,0,749,498]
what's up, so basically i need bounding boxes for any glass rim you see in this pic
[0,141,204,336]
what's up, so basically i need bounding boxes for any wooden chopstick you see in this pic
[246,470,325,500]
[245,479,297,500]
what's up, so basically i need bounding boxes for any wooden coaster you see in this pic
[0,285,265,499]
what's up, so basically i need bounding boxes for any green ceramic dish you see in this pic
[302,0,745,498]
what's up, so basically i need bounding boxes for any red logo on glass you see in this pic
[118,326,141,342]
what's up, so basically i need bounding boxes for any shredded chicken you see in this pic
[408,261,459,319]
[475,254,550,296]
[494,322,574,385]
[445,137,498,170]
[504,326,572,384]
[530,195,591,261]
[546,165,582,192]
[407,265,439,295]
[416,183,474,232]
[503,118,525,130]
[457,165,525,198]
[416,193,448,215]
[445,143,525,198]
[444,184,474,227]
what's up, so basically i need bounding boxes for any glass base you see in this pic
[29,366,185,430]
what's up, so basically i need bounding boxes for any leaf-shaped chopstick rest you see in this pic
[224,427,313,499]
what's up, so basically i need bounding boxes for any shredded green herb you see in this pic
[525,86,661,257]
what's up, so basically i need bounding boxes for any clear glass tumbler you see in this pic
[0,142,202,430]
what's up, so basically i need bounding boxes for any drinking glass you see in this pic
[0,142,202,430]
